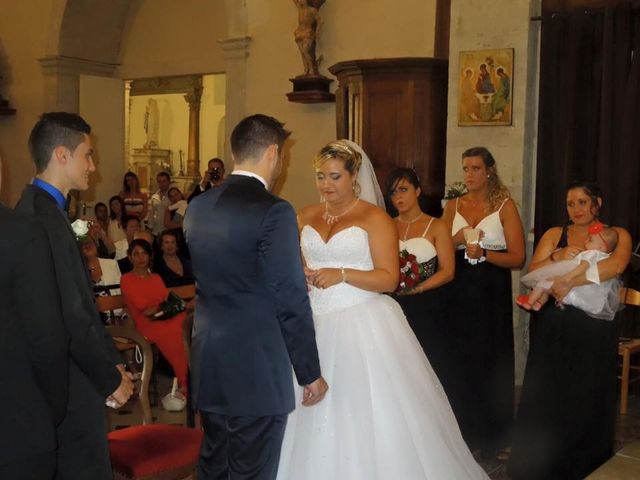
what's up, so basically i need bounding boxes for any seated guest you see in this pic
[118,229,154,275]
[164,187,188,230]
[80,236,122,324]
[94,202,115,243]
[154,230,194,287]
[120,171,148,221]
[108,195,127,243]
[114,215,141,260]
[120,239,189,408]
[88,219,115,259]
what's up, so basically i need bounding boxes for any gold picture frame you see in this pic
[458,48,513,126]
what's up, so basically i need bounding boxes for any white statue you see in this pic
[143,98,160,148]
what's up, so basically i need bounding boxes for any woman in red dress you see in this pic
[120,239,188,392]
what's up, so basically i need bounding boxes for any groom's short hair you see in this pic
[231,114,291,164]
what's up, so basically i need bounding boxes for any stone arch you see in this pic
[40,0,249,126]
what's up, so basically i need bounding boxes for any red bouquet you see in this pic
[397,249,427,293]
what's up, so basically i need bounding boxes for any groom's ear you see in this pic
[263,143,278,165]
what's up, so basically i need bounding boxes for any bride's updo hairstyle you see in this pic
[462,146,511,212]
[313,140,363,177]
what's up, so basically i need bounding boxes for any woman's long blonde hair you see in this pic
[462,146,511,212]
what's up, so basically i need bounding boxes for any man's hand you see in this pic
[302,376,329,406]
[110,365,135,407]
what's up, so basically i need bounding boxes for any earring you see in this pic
[352,181,362,197]
[487,174,490,178]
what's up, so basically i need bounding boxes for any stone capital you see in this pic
[38,55,118,77]
[218,36,252,60]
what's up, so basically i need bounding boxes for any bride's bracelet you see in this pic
[340,267,347,283]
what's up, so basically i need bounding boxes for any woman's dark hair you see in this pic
[94,202,107,214]
[158,229,179,249]
[123,215,141,230]
[384,168,431,217]
[108,195,124,222]
[566,179,602,218]
[127,238,153,258]
[123,171,141,194]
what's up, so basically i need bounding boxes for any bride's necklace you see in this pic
[322,198,359,225]
[397,212,424,240]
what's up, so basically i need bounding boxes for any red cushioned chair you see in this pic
[106,326,203,480]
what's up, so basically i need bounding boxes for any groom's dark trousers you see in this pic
[185,174,321,479]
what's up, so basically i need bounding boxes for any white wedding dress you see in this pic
[277,225,488,480]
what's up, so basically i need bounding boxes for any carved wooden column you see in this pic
[184,86,203,177]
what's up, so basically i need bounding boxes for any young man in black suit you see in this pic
[0,158,68,479]
[15,112,134,479]
[185,114,328,479]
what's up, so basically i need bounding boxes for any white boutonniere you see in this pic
[71,218,90,241]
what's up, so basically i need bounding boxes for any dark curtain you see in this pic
[535,3,640,334]
[535,4,640,238]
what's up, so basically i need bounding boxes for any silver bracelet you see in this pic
[340,267,347,283]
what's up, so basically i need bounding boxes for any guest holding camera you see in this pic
[188,157,225,203]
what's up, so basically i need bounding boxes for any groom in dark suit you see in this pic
[185,114,328,479]
[16,112,134,479]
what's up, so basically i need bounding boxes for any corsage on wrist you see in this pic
[465,247,487,265]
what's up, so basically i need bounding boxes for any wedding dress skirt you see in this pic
[277,226,487,479]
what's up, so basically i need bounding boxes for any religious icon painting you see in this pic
[458,48,514,126]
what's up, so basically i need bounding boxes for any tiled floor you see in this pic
[108,372,640,479]
[478,393,640,479]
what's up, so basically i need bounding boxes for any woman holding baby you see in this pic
[442,147,525,459]
[508,180,631,480]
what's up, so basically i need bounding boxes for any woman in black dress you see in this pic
[386,168,455,383]
[442,147,525,456]
[153,230,194,287]
[508,181,631,479]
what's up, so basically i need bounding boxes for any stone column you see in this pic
[184,86,203,177]
[124,80,132,167]
[38,55,117,112]
[218,36,251,164]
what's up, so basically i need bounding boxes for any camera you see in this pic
[209,167,220,182]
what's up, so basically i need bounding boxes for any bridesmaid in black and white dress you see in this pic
[386,168,455,383]
[442,147,525,457]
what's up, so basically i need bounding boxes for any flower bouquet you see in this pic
[444,181,468,200]
[151,291,186,321]
[397,249,428,293]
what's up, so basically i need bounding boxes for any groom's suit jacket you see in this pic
[185,174,321,416]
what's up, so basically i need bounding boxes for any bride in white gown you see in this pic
[276,140,488,479]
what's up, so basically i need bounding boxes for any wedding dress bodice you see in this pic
[301,225,378,315]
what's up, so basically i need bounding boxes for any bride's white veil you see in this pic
[340,139,386,209]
